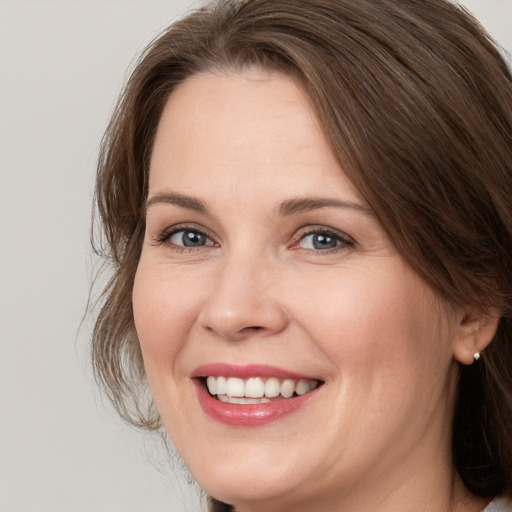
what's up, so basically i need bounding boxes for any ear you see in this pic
[452,306,501,365]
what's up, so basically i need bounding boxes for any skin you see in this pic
[132,70,496,512]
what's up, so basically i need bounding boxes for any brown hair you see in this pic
[92,0,512,508]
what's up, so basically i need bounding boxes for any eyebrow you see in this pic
[278,197,373,216]
[145,190,373,217]
[145,191,208,214]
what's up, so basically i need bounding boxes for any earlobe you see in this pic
[452,307,501,366]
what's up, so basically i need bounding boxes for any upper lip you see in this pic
[190,363,320,381]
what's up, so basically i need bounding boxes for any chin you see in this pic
[180,442,309,506]
[199,472,299,510]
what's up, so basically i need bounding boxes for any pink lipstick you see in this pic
[191,364,322,427]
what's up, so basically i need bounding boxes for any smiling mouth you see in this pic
[202,376,321,404]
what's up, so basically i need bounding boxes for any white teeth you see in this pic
[218,395,272,404]
[226,377,245,397]
[245,377,265,398]
[295,379,311,396]
[206,376,216,395]
[280,379,295,398]
[205,375,319,400]
[264,377,280,398]
[216,376,227,395]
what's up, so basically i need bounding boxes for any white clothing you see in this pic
[483,496,512,512]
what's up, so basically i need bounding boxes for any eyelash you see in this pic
[293,226,354,254]
[153,224,217,251]
[153,224,354,254]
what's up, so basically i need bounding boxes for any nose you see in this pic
[197,253,288,341]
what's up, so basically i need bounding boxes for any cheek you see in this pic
[132,262,207,443]
[293,266,456,453]
[293,262,453,382]
[132,263,198,382]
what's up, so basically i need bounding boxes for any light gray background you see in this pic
[0,1,510,511]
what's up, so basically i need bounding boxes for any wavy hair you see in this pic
[92,1,512,509]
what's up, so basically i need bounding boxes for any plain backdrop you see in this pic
[0,1,510,511]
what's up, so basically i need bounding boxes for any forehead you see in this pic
[148,70,361,204]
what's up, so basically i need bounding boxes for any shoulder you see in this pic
[483,496,512,512]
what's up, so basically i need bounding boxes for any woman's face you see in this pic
[133,70,465,511]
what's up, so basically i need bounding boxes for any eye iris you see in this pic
[313,233,338,250]
[182,231,206,247]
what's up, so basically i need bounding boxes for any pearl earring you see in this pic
[473,352,481,361]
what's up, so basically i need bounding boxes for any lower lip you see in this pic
[194,381,319,427]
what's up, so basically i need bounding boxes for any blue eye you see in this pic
[299,230,349,251]
[169,229,213,247]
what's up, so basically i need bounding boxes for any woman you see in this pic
[91,0,512,510]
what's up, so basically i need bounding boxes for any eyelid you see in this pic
[290,225,355,251]
[150,223,218,247]
[149,222,354,253]
[169,229,215,247]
